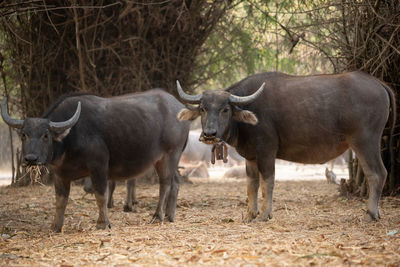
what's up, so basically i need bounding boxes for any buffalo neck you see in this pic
[49,141,65,166]
[224,120,238,148]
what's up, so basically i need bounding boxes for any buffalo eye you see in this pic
[200,107,206,113]
[222,107,230,113]
[42,133,49,141]
[21,132,27,141]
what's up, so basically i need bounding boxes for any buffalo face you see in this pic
[1,99,81,166]
[176,81,264,144]
[19,118,54,165]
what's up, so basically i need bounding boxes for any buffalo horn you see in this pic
[49,102,81,132]
[1,98,24,128]
[229,82,265,105]
[176,80,202,104]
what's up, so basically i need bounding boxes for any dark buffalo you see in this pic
[2,90,190,231]
[177,71,395,222]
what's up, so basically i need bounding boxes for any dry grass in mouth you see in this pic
[24,165,49,185]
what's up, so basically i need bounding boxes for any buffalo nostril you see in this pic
[204,129,217,137]
[24,154,38,163]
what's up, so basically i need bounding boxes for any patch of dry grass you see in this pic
[0,179,399,266]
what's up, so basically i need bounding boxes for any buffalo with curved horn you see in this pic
[177,71,396,222]
[2,99,81,131]
[2,91,190,232]
[2,98,81,164]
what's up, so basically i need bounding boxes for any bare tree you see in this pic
[0,0,238,184]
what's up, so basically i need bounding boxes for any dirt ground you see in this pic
[0,177,399,266]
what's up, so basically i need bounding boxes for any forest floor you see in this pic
[0,171,399,266]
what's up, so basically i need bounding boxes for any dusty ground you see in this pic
[0,177,399,266]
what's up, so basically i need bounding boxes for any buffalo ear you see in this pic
[51,128,71,142]
[232,106,258,125]
[177,107,200,121]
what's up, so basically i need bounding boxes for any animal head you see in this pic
[176,81,264,144]
[1,99,81,166]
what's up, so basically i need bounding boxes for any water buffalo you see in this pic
[177,71,395,222]
[1,89,190,231]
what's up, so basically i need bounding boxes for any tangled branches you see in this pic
[0,0,235,185]
[338,0,400,194]
[0,0,234,117]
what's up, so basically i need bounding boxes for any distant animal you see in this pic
[180,162,209,178]
[325,168,339,185]
[1,89,190,232]
[223,165,246,179]
[176,71,395,222]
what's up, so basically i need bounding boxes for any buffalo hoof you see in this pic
[243,211,258,223]
[96,220,111,230]
[164,215,175,223]
[123,204,133,212]
[132,200,139,205]
[83,185,94,194]
[365,210,380,221]
[255,212,273,222]
[52,224,63,233]
[149,214,163,224]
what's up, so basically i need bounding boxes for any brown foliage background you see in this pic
[337,0,400,195]
[0,0,235,184]
[0,0,233,116]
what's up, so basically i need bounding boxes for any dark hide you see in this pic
[177,71,396,222]
[2,89,190,231]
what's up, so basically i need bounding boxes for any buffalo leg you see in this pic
[83,177,94,193]
[130,179,138,205]
[165,170,180,222]
[124,178,137,212]
[82,177,114,209]
[52,176,71,232]
[243,160,259,223]
[93,181,110,229]
[151,153,180,223]
[89,167,111,229]
[257,157,275,221]
[351,139,387,220]
[107,181,116,209]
